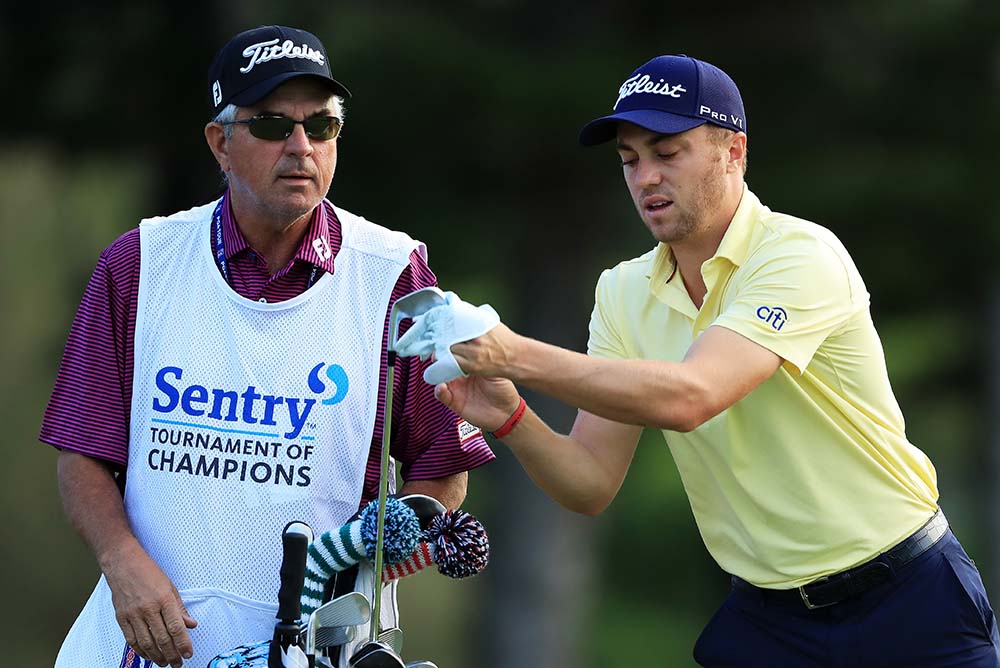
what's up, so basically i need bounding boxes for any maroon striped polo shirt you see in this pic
[40,191,494,503]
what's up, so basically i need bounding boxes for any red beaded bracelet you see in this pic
[490,397,527,439]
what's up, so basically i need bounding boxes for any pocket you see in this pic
[179,588,280,665]
[942,549,998,645]
[692,596,753,668]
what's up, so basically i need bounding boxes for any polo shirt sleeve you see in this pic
[388,250,496,484]
[39,230,140,468]
[711,230,868,375]
[588,268,630,360]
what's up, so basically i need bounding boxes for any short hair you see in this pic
[210,94,347,182]
[706,124,748,175]
[212,95,347,139]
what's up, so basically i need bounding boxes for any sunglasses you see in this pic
[223,115,343,141]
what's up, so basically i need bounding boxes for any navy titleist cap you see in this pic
[207,25,351,113]
[579,55,746,146]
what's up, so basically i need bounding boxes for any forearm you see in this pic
[505,334,707,431]
[399,472,468,510]
[57,450,144,572]
[499,408,627,516]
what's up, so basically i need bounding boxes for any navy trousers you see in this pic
[694,531,1000,667]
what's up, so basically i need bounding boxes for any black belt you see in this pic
[732,510,948,610]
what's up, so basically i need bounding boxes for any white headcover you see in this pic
[395,291,500,385]
[282,645,310,668]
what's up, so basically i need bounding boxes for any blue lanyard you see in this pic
[212,199,320,289]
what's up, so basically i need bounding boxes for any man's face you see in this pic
[615,123,733,245]
[214,78,340,226]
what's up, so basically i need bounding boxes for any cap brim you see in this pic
[578,110,705,146]
[230,71,352,107]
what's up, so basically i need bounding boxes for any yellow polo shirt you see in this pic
[588,187,939,588]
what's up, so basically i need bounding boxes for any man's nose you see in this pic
[284,122,314,156]
[635,160,662,188]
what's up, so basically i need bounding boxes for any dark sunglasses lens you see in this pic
[304,117,341,140]
[248,117,294,140]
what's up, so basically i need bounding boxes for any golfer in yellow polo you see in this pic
[396,54,999,667]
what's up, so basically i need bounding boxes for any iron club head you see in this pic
[314,623,357,650]
[389,287,448,350]
[348,640,406,668]
[377,626,403,655]
[306,591,371,656]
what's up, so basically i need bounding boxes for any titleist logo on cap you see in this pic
[615,73,688,109]
[240,38,325,74]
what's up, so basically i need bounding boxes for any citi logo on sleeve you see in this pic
[756,306,788,331]
[151,362,349,440]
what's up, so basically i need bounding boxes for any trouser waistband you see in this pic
[732,510,948,610]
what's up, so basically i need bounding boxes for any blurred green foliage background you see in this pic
[3,1,999,666]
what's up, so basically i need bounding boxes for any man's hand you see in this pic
[434,374,521,433]
[394,292,503,384]
[446,323,521,379]
[57,451,197,668]
[104,541,197,667]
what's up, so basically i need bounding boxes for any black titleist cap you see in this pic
[207,25,351,113]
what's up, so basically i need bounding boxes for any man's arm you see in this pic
[399,472,468,510]
[450,324,782,432]
[58,451,197,668]
[435,377,643,515]
[434,323,779,513]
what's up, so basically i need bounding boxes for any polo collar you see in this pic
[712,185,759,267]
[292,200,339,274]
[647,184,760,286]
[220,189,340,274]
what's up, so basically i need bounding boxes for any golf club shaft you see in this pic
[371,358,396,642]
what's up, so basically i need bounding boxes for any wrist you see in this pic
[504,332,543,385]
[489,396,527,439]
[97,534,145,576]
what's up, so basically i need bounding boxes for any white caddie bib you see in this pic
[55,199,420,667]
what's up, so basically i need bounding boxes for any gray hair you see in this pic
[211,94,346,183]
[212,95,347,139]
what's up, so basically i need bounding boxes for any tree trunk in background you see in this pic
[484,255,597,668]
[485,426,594,668]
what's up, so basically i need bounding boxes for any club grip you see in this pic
[276,521,312,622]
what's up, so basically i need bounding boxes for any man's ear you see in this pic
[727,132,747,174]
[205,123,230,174]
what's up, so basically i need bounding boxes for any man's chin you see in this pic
[645,220,679,244]
[275,190,322,214]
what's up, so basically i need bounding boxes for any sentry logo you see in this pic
[756,306,787,331]
[152,362,349,439]
[307,362,349,406]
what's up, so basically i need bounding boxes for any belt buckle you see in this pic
[798,577,836,610]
